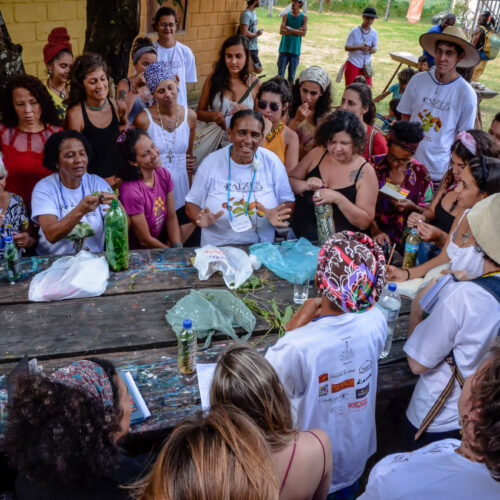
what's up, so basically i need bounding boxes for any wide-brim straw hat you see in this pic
[419,26,480,68]
[468,193,500,265]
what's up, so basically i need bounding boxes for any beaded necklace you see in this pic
[157,104,180,163]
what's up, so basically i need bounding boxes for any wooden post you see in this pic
[384,0,392,21]
[319,0,325,13]
[268,0,274,17]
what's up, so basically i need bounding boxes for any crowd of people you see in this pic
[2,3,500,499]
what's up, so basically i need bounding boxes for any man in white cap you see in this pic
[403,186,500,450]
[397,26,480,186]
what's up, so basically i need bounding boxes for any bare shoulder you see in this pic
[65,104,84,131]
[294,429,331,467]
[133,110,150,130]
[187,107,197,126]
[283,125,298,142]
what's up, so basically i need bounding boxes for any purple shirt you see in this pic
[119,168,174,249]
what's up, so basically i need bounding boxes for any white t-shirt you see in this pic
[345,26,378,68]
[31,173,113,256]
[397,70,477,181]
[185,145,295,246]
[360,439,500,500]
[265,310,387,493]
[153,41,197,107]
[404,278,500,432]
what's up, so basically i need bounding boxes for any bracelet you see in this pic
[172,242,183,248]
[406,269,411,280]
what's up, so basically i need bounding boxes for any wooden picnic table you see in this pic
[0,247,416,443]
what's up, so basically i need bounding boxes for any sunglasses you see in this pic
[258,99,280,112]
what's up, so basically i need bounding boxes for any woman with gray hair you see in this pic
[0,155,35,257]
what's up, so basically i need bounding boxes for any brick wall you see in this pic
[1,0,87,79]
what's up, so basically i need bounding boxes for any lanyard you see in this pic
[59,175,86,211]
[227,145,257,222]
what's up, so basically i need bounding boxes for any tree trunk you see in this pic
[84,0,140,84]
[384,0,392,21]
[0,10,25,113]
[319,0,325,13]
[268,0,274,17]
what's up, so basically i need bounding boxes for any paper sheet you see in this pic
[196,363,217,411]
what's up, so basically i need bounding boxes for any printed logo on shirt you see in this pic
[153,196,166,216]
[348,398,368,410]
[331,368,355,379]
[339,339,355,363]
[421,96,450,112]
[357,372,372,385]
[331,378,354,393]
[391,454,410,464]
[359,360,372,374]
[356,384,369,399]
[319,373,328,383]
[225,181,263,193]
[222,198,265,219]
[319,384,329,397]
[417,109,442,132]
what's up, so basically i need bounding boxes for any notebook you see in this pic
[379,182,410,201]
[119,371,151,424]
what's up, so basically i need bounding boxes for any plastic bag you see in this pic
[165,289,256,348]
[250,237,320,284]
[28,250,109,302]
[194,245,254,289]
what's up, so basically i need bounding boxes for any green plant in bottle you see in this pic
[65,222,95,252]
[105,199,129,271]
[4,236,20,283]
[178,319,197,374]
[402,228,421,270]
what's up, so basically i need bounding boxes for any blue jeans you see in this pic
[277,52,300,84]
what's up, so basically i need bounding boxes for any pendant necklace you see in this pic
[158,104,180,163]
[47,79,66,99]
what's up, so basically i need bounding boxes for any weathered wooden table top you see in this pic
[0,247,415,439]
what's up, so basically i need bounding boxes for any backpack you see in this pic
[479,26,500,60]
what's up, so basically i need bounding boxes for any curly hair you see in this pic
[389,120,424,145]
[210,344,298,453]
[468,156,500,195]
[66,53,108,109]
[344,83,376,125]
[315,110,366,155]
[2,74,59,127]
[208,35,250,107]
[134,405,279,500]
[441,130,500,189]
[397,67,416,86]
[42,129,93,172]
[257,75,292,116]
[5,357,123,487]
[289,80,332,125]
[117,127,150,181]
[469,341,500,481]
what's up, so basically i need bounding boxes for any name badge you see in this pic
[229,214,252,233]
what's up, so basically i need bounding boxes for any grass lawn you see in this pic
[255,7,499,128]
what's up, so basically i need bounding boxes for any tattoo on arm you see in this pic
[349,167,364,183]
[117,90,127,101]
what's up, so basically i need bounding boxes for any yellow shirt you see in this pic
[263,123,286,165]
[44,82,68,122]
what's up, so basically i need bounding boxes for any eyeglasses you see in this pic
[387,152,411,167]
[257,99,280,112]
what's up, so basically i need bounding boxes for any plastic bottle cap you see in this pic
[111,198,119,208]
[388,283,397,291]
[410,228,418,234]
[4,236,13,243]
[183,319,192,329]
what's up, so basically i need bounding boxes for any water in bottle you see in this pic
[105,199,129,271]
[178,319,197,375]
[402,228,421,270]
[4,236,21,284]
[376,283,401,359]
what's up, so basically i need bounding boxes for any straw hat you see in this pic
[468,193,500,265]
[419,26,480,68]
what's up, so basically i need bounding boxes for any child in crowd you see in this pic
[417,55,430,72]
[353,74,367,84]
[374,67,416,103]
[380,98,401,133]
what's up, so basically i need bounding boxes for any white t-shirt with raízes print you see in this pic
[397,69,476,182]
[186,145,294,246]
[265,310,387,493]
[153,41,197,107]
[359,439,500,500]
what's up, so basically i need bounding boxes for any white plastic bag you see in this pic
[29,250,109,302]
[193,245,254,289]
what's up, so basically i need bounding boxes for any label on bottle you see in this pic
[404,242,419,254]
[178,336,197,374]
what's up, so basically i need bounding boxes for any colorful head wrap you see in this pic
[51,360,114,407]
[316,231,386,313]
[456,130,477,156]
[298,66,331,92]
[132,46,157,66]
[43,27,72,65]
[389,129,421,154]
[144,61,178,94]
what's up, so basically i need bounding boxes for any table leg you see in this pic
[382,62,402,93]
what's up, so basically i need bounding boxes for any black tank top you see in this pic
[291,151,367,240]
[81,99,120,178]
[433,193,456,233]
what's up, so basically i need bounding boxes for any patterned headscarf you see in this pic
[144,61,178,94]
[298,66,331,92]
[316,231,386,313]
[51,360,114,407]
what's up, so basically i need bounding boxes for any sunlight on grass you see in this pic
[256,7,499,127]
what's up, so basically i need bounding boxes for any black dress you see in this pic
[292,151,368,240]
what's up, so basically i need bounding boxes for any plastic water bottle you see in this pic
[4,236,20,284]
[313,191,336,245]
[178,319,197,375]
[376,283,401,359]
[402,228,421,270]
[105,199,129,271]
